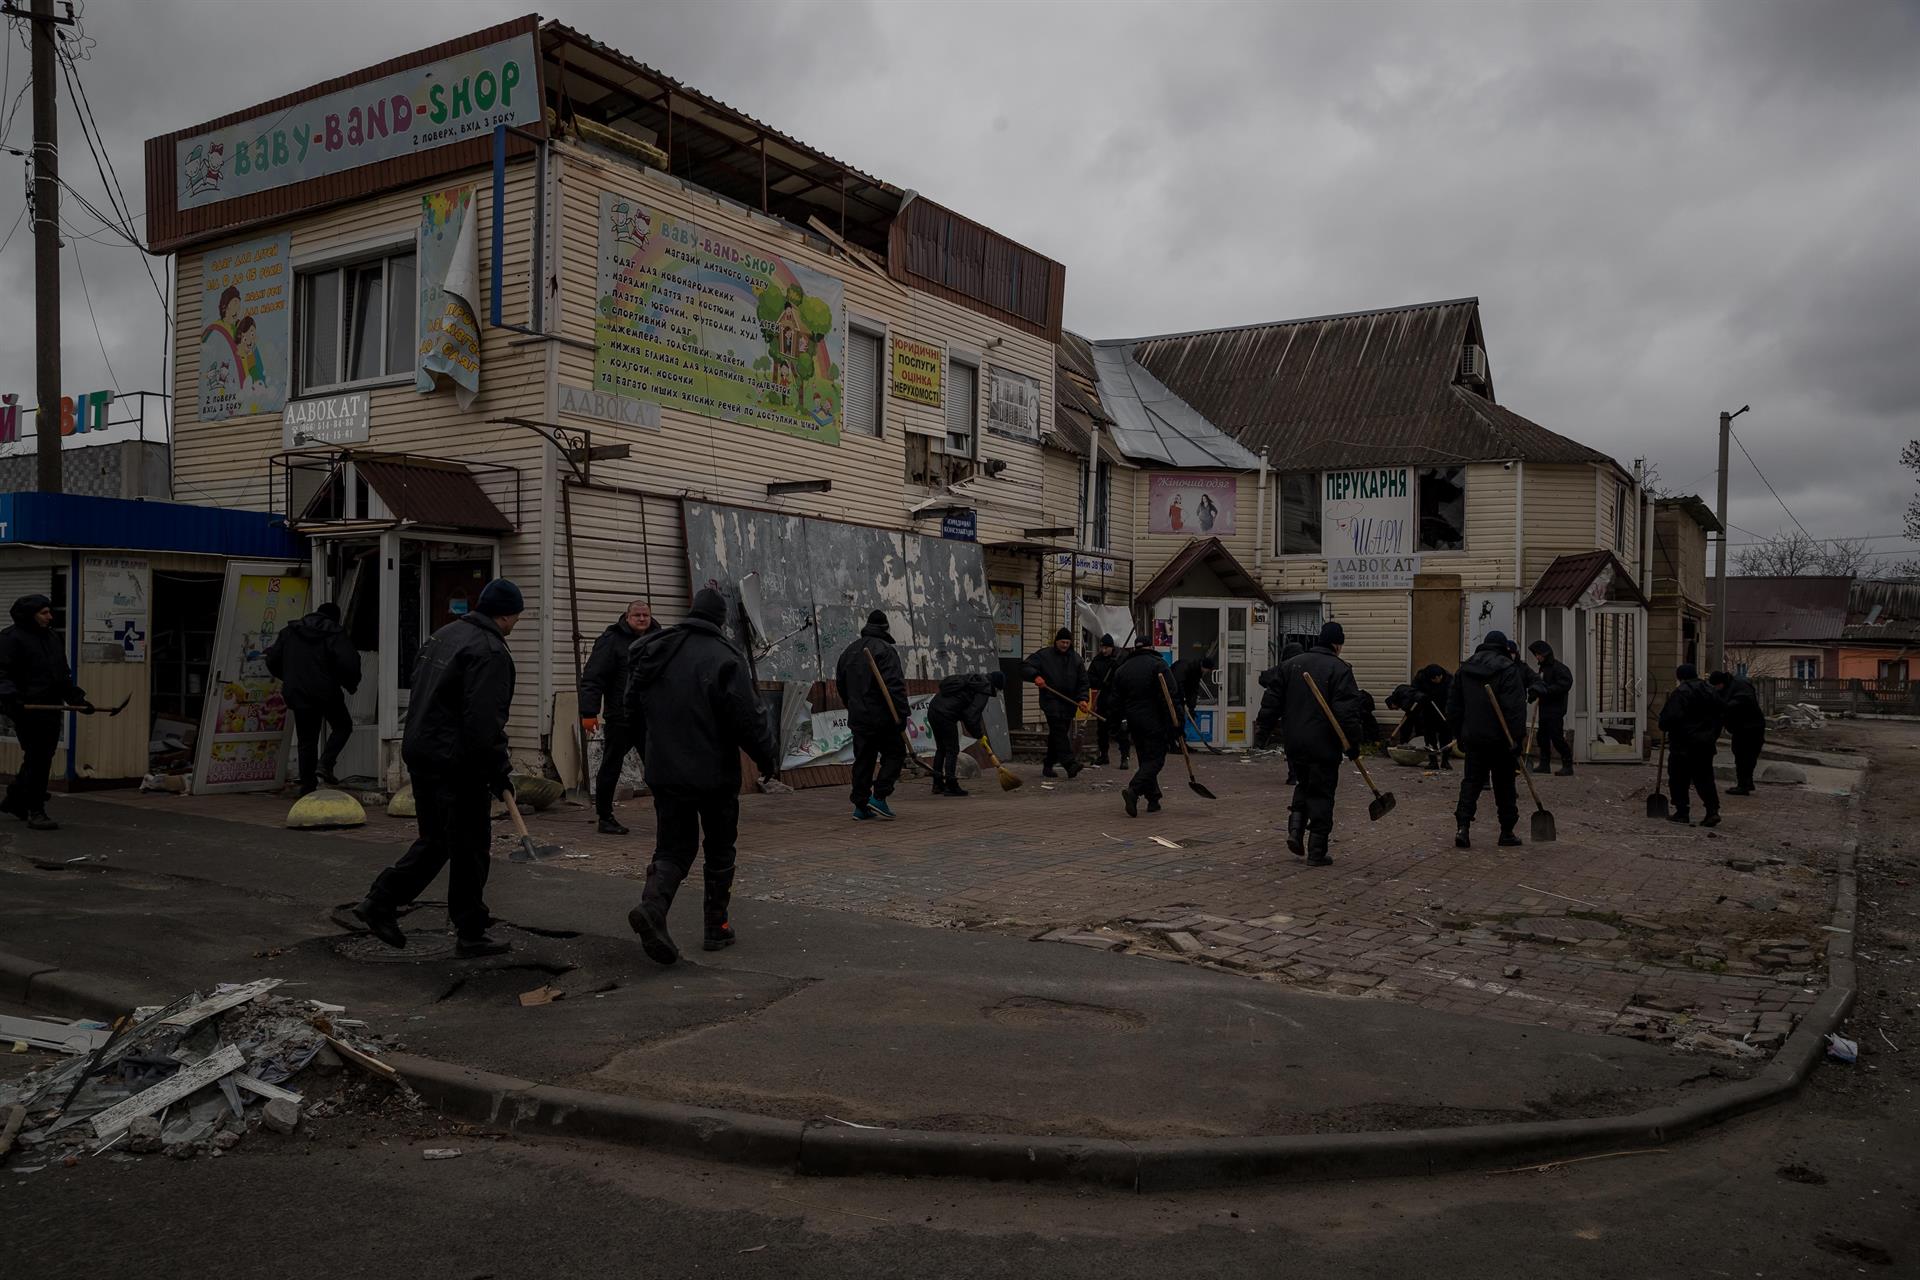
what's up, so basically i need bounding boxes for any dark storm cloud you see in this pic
[5,0,1916,559]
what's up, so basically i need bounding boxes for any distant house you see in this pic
[1723,576,1919,684]
[1648,495,1720,701]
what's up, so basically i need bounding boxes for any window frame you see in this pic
[1791,656,1820,682]
[943,354,980,459]
[1878,658,1908,686]
[293,237,420,398]
[1416,465,1467,553]
[1078,455,1114,551]
[842,316,888,440]
[1613,481,1631,555]
[1273,471,1323,558]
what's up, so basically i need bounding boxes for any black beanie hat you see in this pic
[866,609,888,628]
[1676,662,1698,681]
[1319,620,1345,646]
[988,670,1006,690]
[1099,633,1115,647]
[476,579,524,617]
[690,588,728,625]
[316,601,342,622]
[1528,640,1551,657]
[1054,627,1072,641]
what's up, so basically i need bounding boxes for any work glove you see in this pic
[77,700,96,714]
[581,716,599,736]
[1032,676,1047,689]
[1345,745,1361,762]
[1077,700,1092,714]
[490,773,514,801]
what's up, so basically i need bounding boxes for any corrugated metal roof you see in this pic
[1135,537,1273,611]
[1087,341,1262,470]
[0,493,303,557]
[1123,299,1613,471]
[1519,551,1648,609]
[299,456,513,533]
[1722,576,1850,645]
[1656,493,1723,533]
[1843,578,1920,644]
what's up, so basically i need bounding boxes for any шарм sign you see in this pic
[1327,554,1420,590]
[174,31,539,211]
[283,391,371,449]
[1323,467,1412,557]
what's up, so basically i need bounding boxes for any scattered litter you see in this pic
[821,1115,882,1129]
[161,979,284,1029]
[1515,883,1600,910]
[518,985,566,1008]
[1878,1028,1898,1052]
[1826,1033,1858,1063]
[423,1147,462,1160]
[1150,836,1183,850]
[0,1014,111,1056]
[1674,1030,1764,1060]
[739,1245,768,1254]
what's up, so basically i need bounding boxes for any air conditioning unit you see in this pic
[1458,344,1488,386]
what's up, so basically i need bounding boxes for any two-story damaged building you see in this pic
[1064,298,1657,761]
[144,17,1081,791]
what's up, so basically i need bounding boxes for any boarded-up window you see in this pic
[945,360,978,457]
[845,327,883,437]
[1277,472,1321,554]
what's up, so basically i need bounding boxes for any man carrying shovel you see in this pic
[1277,622,1364,866]
[624,588,780,964]
[1024,627,1089,779]
[1109,635,1180,816]
[1447,629,1528,849]
[0,593,87,830]
[835,609,909,820]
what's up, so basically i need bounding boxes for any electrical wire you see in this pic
[0,199,24,256]
[1730,429,1815,543]
[68,234,120,392]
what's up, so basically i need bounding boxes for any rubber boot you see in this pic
[1497,827,1523,847]
[1305,832,1332,866]
[1286,811,1306,856]
[1121,787,1138,818]
[1454,825,1471,849]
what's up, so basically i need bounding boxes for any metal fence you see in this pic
[1755,676,1920,716]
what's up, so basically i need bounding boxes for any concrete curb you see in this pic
[0,825,1865,1190]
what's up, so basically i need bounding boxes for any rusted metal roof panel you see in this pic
[1135,536,1274,611]
[357,456,514,533]
[1520,550,1647,610]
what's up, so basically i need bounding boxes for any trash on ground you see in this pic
[0,1014,111,1056]
[1826,1033,1859,1063]
[1150,836,1183,849]
[422,1147,462,1160]
[518,985,566,1007]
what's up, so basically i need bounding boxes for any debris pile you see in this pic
[1773,703,1828,731]
[0,979,414,1169]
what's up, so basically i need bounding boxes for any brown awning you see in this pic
[1135,537,1273,611]
[298,455,513,534]
[1521,551,1647,610]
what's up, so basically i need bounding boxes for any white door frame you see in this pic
[193,558,311,794]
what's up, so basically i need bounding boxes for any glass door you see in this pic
[193,561,310,793]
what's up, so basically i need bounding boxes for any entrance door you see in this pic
[1172,601,1255,748]
[991,583,1024,730]
[1412,573,1462,674]
[194,560,310,793]
[1176,604,1221,740]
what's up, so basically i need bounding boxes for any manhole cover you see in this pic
[333,931,457,963]
[986,996,1146,1032]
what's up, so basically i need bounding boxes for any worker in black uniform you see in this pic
[1109,637,1178,817]
[1710,669,1766,795]
[1254,642,1304,781]
[1526,640,1575,775]
[0,594,87,830]
[579,599,661,834]
[1448,630,1528,848]
[1169,652,1217,728]
[265,601,362,795]
[623,587,780,964]
[1658,663,1724,826]
[1276,622,1363,866]
[1086,634,1130,768]
[927,669,1004,795]
[1413,664,1453,769]
[354,579,522,957]
[1023,627,1089,778]
[835,609,908,820]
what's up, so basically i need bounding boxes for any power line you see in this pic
[0,199,23,255]
[1730,428,1815,543]
[68,236,119,393]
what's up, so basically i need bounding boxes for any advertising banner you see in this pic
[198,233,291,422]
[417,186,481,408]
[594,192,846,444]
[202,573,308,788]
[1327,554,1420,590]
[1148,473,1237,535]
[890,336,943,407]
[985,364,1042,442]
[81,555,149,662]
[283,391,370,449]
[781,692,972,770]
[174,32,539,210]
[1323,467,1412,556]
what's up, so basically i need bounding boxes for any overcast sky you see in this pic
[5,0,1917,568]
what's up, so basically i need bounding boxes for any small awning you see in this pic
[1521,550,1647,610]
[1135,537,1273,611]
[298,455,513,534]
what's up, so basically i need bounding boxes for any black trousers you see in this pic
[1669,745,1719,817]
[1730,729,1764,790]
[1128,734,1168,800]
[594,719,645,818]
[1286,753,1340,834]
[1535,708,1572,770]
[643,785,740,931]
[1042,709,1076,770]
[287,692,353,791]
[3,710,60,814]
[849,727,904,806]
[1096,708,1130,762]
[366,771,493,938]
[1455,747,1520,830]
[929,714,962,783]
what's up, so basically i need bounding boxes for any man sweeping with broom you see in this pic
[926,670,1007,796]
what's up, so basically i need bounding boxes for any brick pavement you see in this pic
[88,741,1857,1056]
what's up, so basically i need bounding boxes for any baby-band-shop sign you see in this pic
[198,233,291,422]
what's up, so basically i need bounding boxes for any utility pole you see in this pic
[12,0,75,493]
[1710,403,1750,672]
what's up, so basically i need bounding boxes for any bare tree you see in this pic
[1734,530,1871,577]
[1903,441,1920,541]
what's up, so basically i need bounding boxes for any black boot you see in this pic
[1286,811,1306,856]
[455,930,511,958]
[1701,811,1721,828]
[1305,832,1332,866]
[1555,765,1575,777]
[597,816,629,835]
[1454,825,1471,849]
[353,898,407,949]
[1667,811,1691,825]
[1063,760,1083,779]
[319,760,342,787]
[1145,798,1162,813]
[1533,762,1551,774]
[1121,787,1138,818]
[947,779,969,797]
[1497,827,1522,847]
[627,900,679,965]
[25,810,58,831]
[704,921,736,952]
[932,776,950,796]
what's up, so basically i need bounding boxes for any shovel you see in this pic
[1646,738,1669,820]
[1302,671,1395,820]
[1156,673,1216,800]
[1486,686,1555,843]
[24,693,132,717]
[865,649,933,778]
[503,792,567,863]
[1038,681,1103,720]
[1180,707,1224,755]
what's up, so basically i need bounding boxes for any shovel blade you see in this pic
[1189,780,1217,801]
[1368,792,1397,822]
[1531,809,1557,843]
[1645,793,1669,820]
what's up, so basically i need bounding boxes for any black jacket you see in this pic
[1170,658,1214,714]
[1108,648,1178,743]
[626,617,777,790]
[1660,678,1726,753]
[1412,667,1452,736]
[929,673,995,737]
[1447,642,1529,753]
[1023,643,1089,718]
[1717,674,1766,735]
[0,595,82,711]
[402,613,515,782]
[1277,644,1363,761]
[1087,649,1122,701]
[579,615,658,723]
[835,622,908,734]
[264,612,361,703]
[1528,649,1574,715]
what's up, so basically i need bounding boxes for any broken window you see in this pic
[1417,467,1465,551]
[1276,472,1321,555]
